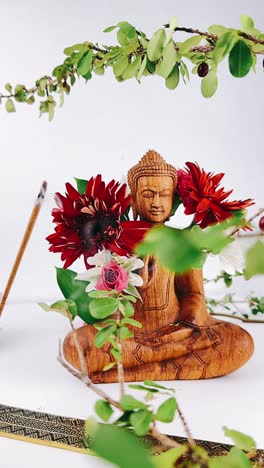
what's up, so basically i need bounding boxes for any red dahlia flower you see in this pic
[177,162,254,228]
[47,175,149,268]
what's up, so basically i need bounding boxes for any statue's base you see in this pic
[63,320,254,383]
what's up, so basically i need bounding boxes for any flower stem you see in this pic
[116,310,125,398]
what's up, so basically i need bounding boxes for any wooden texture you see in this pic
[63,150,254,382]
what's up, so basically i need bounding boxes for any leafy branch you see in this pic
[1,14,264,119]
[207,293,264,322]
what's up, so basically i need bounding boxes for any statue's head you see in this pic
[127,150,178,224]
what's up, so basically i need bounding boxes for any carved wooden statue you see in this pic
[63,150,254,382]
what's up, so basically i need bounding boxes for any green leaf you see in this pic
[147,29,166,61]
[26,95,35,105]
[37,89,45,97]
[89,290,114,298]
[51,299,77,318]
[74,177,87,194]
[94,66,105,76]
[156,397,178,422]
[113,55,129,77]
[209,447,251,468]
[213,31,237,63]
[117,22,137,39]
[124,283,142,301]
[146,59,156,74]
[89,424,154,468]
[14,85,27,102]
[201,69,218,98]
[156,41,177,79]
[208,25,229,37]
[154,446,188,468]
[120,300,134,317]
[122,56,141,80]
[128,384,159,393]
[5,99,16,113]
[111,347,121,360]
[89,297,119,319]
[56,267,95,324]
[120,326,134,341]
[179,35,202,54]
[117,29,129,46]
[38,301,72,319]
[120,394,148,411]
[229,40,253,78]
[5,83,12,92]
[137,55,147,81]
[165,16,179,44]
[165,65,180,90]
[39,78,47,91]
[103,25,116,33]
[70,74,76,86]
[94,400,113,422]
[223,426,256,452]
[130,410,152,436]
[48,102,55,122]
[95,325,116,347]
[136,225,205,273]
[244,241,264,279]
[180,61,190,82]
[77,50,93,77]
[144,380,174,391]
[64,43,87,56]
[121,318,142,328]
[121,294,137,303]
[52,64,69,81]
[103,362,116,371]
[59,93,64,108]
[240,15,254,31]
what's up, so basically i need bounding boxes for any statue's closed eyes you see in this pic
[63,150,254,382]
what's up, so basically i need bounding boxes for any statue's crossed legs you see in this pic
[63,320,254,383]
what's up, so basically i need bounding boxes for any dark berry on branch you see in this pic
[259,216,264,232]
[198,62,209,77]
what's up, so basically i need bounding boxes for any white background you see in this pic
[0,1,263,466]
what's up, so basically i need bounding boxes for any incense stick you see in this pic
[0,181,47,317]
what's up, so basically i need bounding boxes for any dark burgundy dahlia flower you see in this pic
[47,175,149,268]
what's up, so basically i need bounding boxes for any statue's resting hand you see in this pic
[134,322,221,348]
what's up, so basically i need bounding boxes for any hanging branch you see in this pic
[1,15,263,119]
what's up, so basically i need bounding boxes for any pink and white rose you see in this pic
[95,260,128,292]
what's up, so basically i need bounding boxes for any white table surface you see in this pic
[0,302,263,467]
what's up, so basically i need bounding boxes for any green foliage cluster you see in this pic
[1,15,264,118]
[136,214,264,280]
[92,381,178,436]
[85,383,259,467]
[88,285,142,369]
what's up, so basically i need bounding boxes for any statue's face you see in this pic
[134,176,174,224]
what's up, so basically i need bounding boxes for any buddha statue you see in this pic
[63,150,254,382]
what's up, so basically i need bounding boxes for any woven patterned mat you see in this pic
[0,404,263,457]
